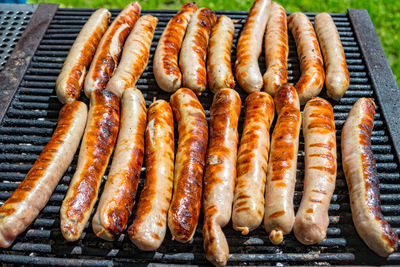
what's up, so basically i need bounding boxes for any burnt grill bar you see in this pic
[0,5,399,266]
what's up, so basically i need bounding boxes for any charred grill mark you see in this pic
[311,189,327,195]
[310,199,322,203]
[269,210,285,218]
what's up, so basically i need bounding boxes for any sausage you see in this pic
[168,88,208,242]
[264,83,301,244]
[288,12,325,105]
[106,15,158,98]
[84,2,141,98]
[60,89,119,241]
[235,0,271,94]
[207,15,235,93]
[56,9,110,104]
[293,97,336,245]
[232,92,274,235]
[262,2,288,96]
[314,13,349,101]
[203,89,241,266]
[0,101,87,248]
[179,8,217,95]
[128,99,174,251]
[92,87,146,241]
[154,3,197,93]
[341,98,398,257]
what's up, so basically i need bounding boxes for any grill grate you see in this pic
[0,7,400,266]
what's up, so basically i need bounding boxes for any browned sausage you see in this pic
[342,98,398,257]
[262,2,288,96]
[179,8,217,95]
[264,83,301,244]
[106,15,158,98]
[203,88,241,266]
[235,0,271,93]
[128,99,174,251]
[60,89,119,241]
[168,88,208,242]
[232,92,274,235]
[154,3,197,93]
[314,13,349,101]
[288,12,325,105]
[0,101,87,248]
[56,9,110,104]
[294,97,336,245]
[92,87,146,241]
[84,2,141,98]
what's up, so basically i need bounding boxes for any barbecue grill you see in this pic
[1,3,400,266]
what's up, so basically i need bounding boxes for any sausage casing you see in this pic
[0,101,87,248]
[294,97,336,245]
[106,15,158,98]
[56,9,110,104]
[207,15,235,93]
[232,92,274,235]
[92,87,146,241]
[154,3,197,93]
[60,89,119,241]
[203,89,241,266]
[168,88,208,242]
[128,100,174,251]
[342,98,398,257]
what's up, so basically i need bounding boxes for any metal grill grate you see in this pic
[0,7,400,266]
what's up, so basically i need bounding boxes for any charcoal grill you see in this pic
[1,3,400,266]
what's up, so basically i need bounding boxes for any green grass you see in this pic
[28,0,400,87]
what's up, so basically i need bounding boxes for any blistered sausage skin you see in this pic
[232,92,274,235]
[203,89,241,266]
[0,101,87,248]
[264,83,301,244]
[342,98,398,257]
[168,88,208,242]
[179,8,217,95]
[262,2,288,96]
[235,0,271,94]
[288,12,325,105]
[106,15,157,98]
[314,13,349,101]
[60,89,119,241]
[84,2,141,98]
[56,9,110,104]
[154,3,197,93]
[294,97,336,245]
[128,100,174,251]
[92,87,146,241]
[207,15,235,93]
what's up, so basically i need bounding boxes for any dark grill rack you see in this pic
[0,3,400,266]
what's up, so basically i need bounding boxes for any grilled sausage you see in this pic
[294,97,336,245]
[179,8,217,95]
[262,2,288,96]
[264,83,301,244]
[60,89,119,241]
[207,15,235,93]
[232,92,274,235]
[106,15,158,98]
[0,101,87,248]
[168,88,208,242]
[235,0,271,94]
[128,99,174,251]
[84,2,141,98]
[203,89,241,266]
[288,12,325,105]
[342,98,398,257]
[92,87,146,241]
[154,3,197,93]
[314,13,349,101]
[56,9,110,104]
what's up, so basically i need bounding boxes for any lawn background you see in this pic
[28,0,400,87]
